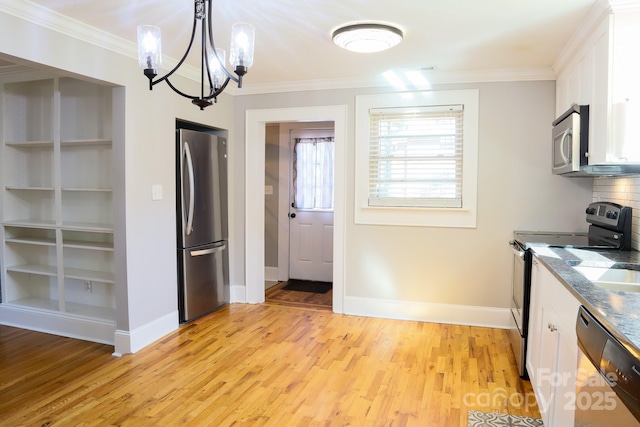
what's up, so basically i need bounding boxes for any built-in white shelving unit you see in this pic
[0,75,117,344]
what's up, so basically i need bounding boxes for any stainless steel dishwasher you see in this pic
[575,306,640,426]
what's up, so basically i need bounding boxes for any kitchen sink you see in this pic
[572,266,640,292]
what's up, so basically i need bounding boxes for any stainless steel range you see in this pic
[508,201,632,378]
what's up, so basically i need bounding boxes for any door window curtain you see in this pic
[293,137,334,209]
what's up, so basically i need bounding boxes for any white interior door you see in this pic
[288,128,334,282]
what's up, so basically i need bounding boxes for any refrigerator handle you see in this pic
[184,141,195,235]
[190,244,227,257]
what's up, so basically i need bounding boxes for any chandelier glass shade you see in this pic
[332,23,403,53]
[137,0,255,110]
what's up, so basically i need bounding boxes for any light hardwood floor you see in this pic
[0,304,540,426]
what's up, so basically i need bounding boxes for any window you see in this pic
[293,137,334,209]
[369,105,463,208]
[355,90,479,228]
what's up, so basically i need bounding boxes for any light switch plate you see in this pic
[151,184,163,201]
[265,185,274,195]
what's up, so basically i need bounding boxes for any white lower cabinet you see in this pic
[527,257,581,427]
[0,76,117,345]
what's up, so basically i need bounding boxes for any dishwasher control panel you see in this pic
[601,338,640,416]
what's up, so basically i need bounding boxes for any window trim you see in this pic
[355,90,479,228]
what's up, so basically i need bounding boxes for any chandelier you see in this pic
[137,0,255,110]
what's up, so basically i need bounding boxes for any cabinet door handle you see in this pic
[548,323,557,332]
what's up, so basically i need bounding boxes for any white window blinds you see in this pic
[368,105,464,208]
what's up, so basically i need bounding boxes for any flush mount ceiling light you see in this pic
[332,23,403,53]
[137,0,255,110]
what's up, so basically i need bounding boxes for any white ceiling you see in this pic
[5,0,596,91]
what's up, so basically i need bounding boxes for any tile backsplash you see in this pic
[593,176,640,251]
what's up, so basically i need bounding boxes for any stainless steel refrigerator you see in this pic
[177,128,229,322]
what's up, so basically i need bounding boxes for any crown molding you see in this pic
[426,67,556,84]
[552,0,610,77]
[0,0,201,82]
[0,64,29,76]
[0,0,134,59]
[236,67,556,96]
[553,0,640,76]
[609,0,640,12]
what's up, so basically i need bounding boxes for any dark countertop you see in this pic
[530,245,640,358]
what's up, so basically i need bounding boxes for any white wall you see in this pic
[0,9,235,353]
[234,81,594,325]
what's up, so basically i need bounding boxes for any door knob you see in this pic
[289,213,296,218]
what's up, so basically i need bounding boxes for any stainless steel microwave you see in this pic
[552,105,589,175]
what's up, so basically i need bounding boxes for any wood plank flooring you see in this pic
[0,304,540,426]
[265,280,332,310]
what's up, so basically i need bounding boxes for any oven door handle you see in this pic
[509,240,525,259]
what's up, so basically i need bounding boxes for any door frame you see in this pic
[245,105,347,313]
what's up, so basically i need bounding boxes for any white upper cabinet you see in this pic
[555,1,640,165]
[608,9,640,163]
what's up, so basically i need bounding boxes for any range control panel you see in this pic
[586,202,632,232]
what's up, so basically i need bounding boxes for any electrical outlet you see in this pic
[84,281,93,293]
[151,184,163,201]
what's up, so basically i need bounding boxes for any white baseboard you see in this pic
[113,310,178,356]
[223,292,511,328]
[230,285,246,303]
[264,266,279,282]
[343,296,511,329]
[0,303,116,345]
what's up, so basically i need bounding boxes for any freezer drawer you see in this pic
[178,243,229,322]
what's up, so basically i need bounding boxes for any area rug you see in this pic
[282,279,332,294]
[467,410,543,427]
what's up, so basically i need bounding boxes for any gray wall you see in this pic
[264,124,279,267]
[234,80,594,311]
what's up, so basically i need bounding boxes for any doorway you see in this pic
[288,127,334,283]
[265,123,334,308]
[266,123,335,283]
[244,105,347,313]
